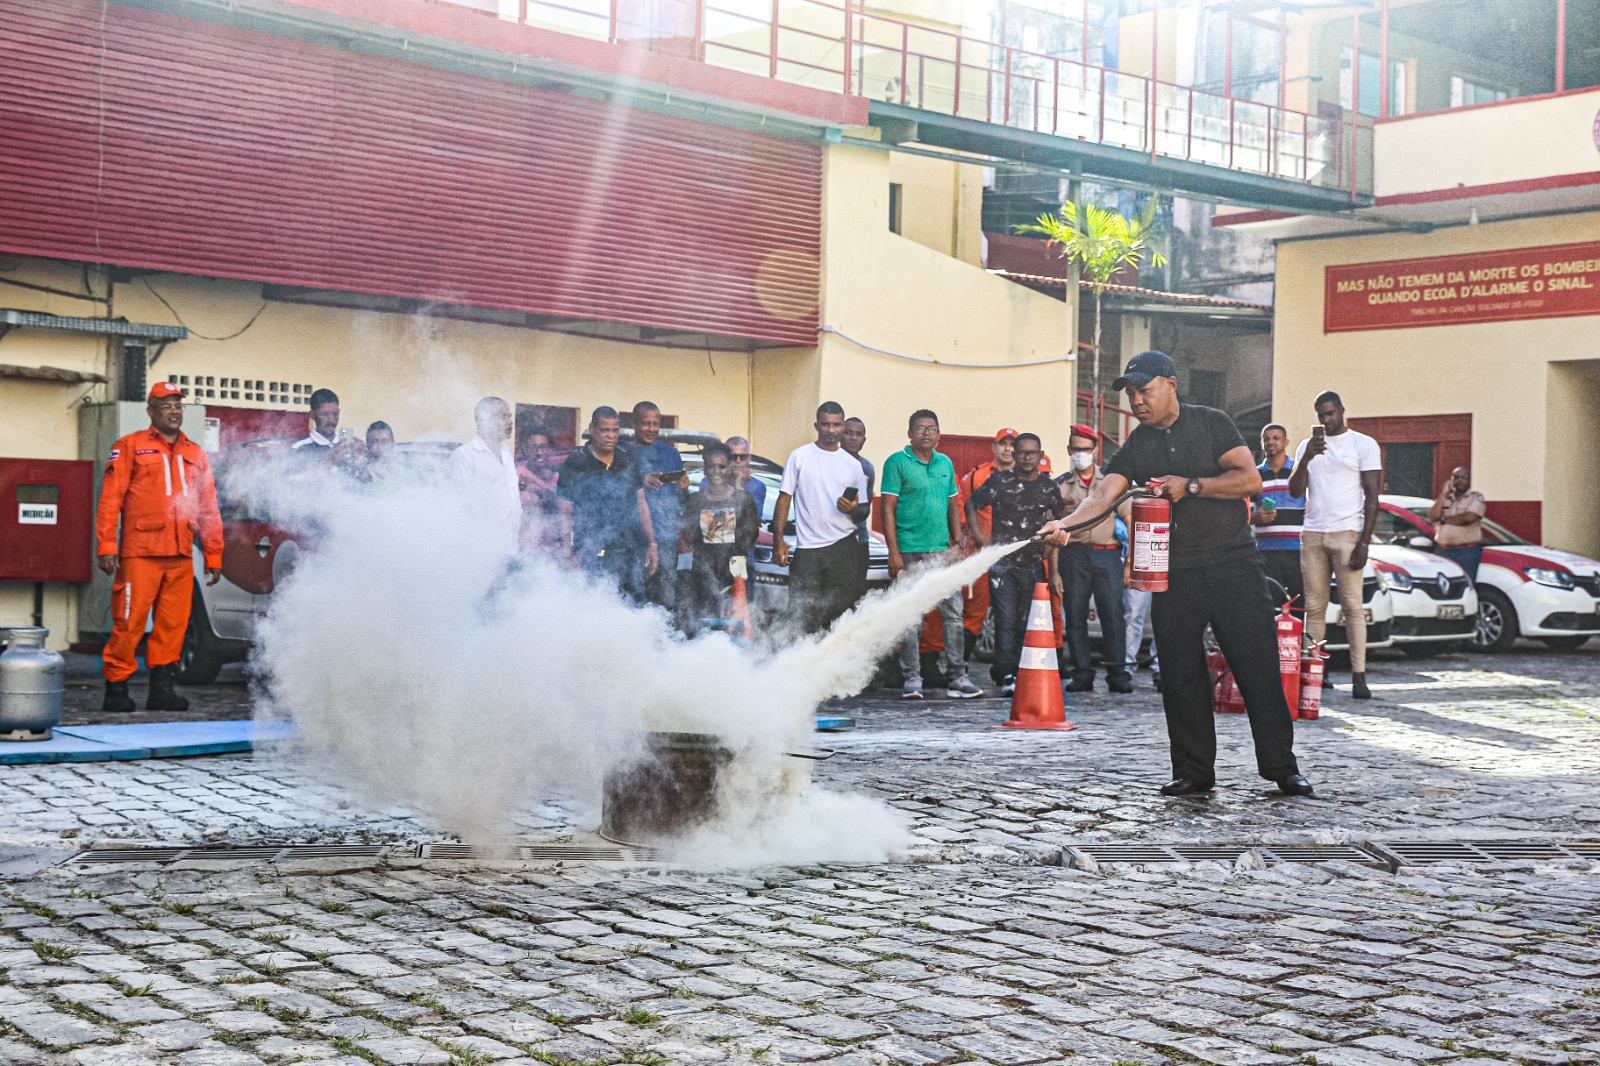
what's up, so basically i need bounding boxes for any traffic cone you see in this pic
[996,582,1076,731]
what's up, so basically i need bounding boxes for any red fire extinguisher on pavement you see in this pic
[1299,641,1328,721]
[1208,647,1246,714]
[1128,489,1171,593]
[1276,599,1304,721]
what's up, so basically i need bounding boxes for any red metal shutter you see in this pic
[0,0,821,345]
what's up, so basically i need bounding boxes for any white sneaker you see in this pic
[1000,679,1016,697]
[946,675,984,699]
[901,680,924,700]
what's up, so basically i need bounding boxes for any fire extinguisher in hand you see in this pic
[1128,483,1170,593]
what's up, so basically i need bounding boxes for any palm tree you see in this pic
[1018,199,1166,439]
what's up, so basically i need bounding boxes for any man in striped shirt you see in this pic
[1252,424,1305,605]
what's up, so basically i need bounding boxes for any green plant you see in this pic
[166,902,198,915]
[123,981,155,997]
[622,1009,659,1027]
[440,1041,494,1066]
[317,900,350,913]
[137,920,160,931]
[617,1049,667,1066]
[1016,198,1165,437]
[31,942,80,962]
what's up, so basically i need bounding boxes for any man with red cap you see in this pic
[1053,423,1133,694]
[95,382,223,712]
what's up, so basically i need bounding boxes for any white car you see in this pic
[1377,495,1600,651]
[1368,543,1477,657]
[1087,562,1394,655]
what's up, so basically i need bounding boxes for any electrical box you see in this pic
[0,458,94,583]
[77,402,211,637]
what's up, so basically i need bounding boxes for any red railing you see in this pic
[436,0,1370,196]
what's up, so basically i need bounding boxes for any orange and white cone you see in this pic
[996,581,1076,731]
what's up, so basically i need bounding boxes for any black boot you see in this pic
[102,680,137,713]
[145,665,189,712]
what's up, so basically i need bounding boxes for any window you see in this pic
[1450,75,1508,108]
[888,183,903,235]
[1187,368,1225,409]
[1340,49,1406,117]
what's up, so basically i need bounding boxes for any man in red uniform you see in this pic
[96,382,223,712]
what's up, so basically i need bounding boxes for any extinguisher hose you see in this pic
[1028,487,1149,543]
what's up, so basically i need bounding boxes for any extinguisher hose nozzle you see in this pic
[1031,488,1147,543]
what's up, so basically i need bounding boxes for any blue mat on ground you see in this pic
[0,720,296,765]
[814,714,856,732]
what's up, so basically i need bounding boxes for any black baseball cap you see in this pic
[1111,350,1178,391]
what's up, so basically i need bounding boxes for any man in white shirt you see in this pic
[447,396,522,557]
[772,401,869,635]
[292,389,341,458]
[1289,390,1382,699]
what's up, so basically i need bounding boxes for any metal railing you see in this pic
[435,0,1370,196]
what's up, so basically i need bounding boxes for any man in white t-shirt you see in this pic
[1289,390,1382,699]
[772,401,870,635]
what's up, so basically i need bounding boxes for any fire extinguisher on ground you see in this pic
[1276,599,1303,720]
[1128,487,1170,593]
[1299,641,1328,721]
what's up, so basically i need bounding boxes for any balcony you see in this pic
[422,0,1368,204]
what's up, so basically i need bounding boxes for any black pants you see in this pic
[1260,549,1304,606]
[989,561,1044,683]
[790,535,862,635]
[1151,554,1300,784]
[1061,546,1130,684]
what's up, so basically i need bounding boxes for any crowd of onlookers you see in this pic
[284,384,1491,702]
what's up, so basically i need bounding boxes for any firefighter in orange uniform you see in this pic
[96,382,224,712]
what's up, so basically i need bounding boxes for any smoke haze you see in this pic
[247,457,1023,864]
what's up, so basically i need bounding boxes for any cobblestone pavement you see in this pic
[0,647,1596,1065]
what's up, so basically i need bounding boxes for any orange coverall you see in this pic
[95,427,224,681]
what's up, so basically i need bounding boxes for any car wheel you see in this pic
[973,613,995,664]
[1473,587,1518,652]
[176,584,226,685]
[1539,635,1589,651]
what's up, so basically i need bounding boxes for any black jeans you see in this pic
[1061,546,1130,684]
[1439,545,1482,581]
[790,535,863,635]
[1260,549,1304,607]
[989,560,1045,683]
[1151,554,1300,784]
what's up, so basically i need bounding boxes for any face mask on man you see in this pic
[1070,451,1095,472]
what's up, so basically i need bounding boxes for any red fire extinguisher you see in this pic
[1208,648,1246,714]
[1128,489,1170,593]
[1299,641,1328,721]
[1276,599,1304,721]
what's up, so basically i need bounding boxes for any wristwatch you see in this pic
[1186,477,1202,497]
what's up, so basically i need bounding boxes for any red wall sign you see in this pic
[1325,241,1600,333]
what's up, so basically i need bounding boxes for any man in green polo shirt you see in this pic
[882,409,982,700]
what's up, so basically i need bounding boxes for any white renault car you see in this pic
[1377,495,1600,651]
[1368,543,1478,657]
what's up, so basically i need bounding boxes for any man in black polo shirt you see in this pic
[1041,352,1312,797]
[557,406,657,602]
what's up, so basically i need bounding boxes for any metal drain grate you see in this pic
[73,845,393,865]
[1074,844,1386,869]
[1370,840,1599,866]
[417,843,633,862]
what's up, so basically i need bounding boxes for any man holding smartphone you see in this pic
[1289,391,1382,700]
[773,403,869,636]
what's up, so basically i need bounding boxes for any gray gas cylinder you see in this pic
[0,627,65,741]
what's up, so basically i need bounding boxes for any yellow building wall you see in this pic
[1374,88,1600,197]
[1272,210,1600,555]
[818,144,1076,471]
[888,153,984,267]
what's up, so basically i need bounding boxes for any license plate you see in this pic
[1438,605,1465,620]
